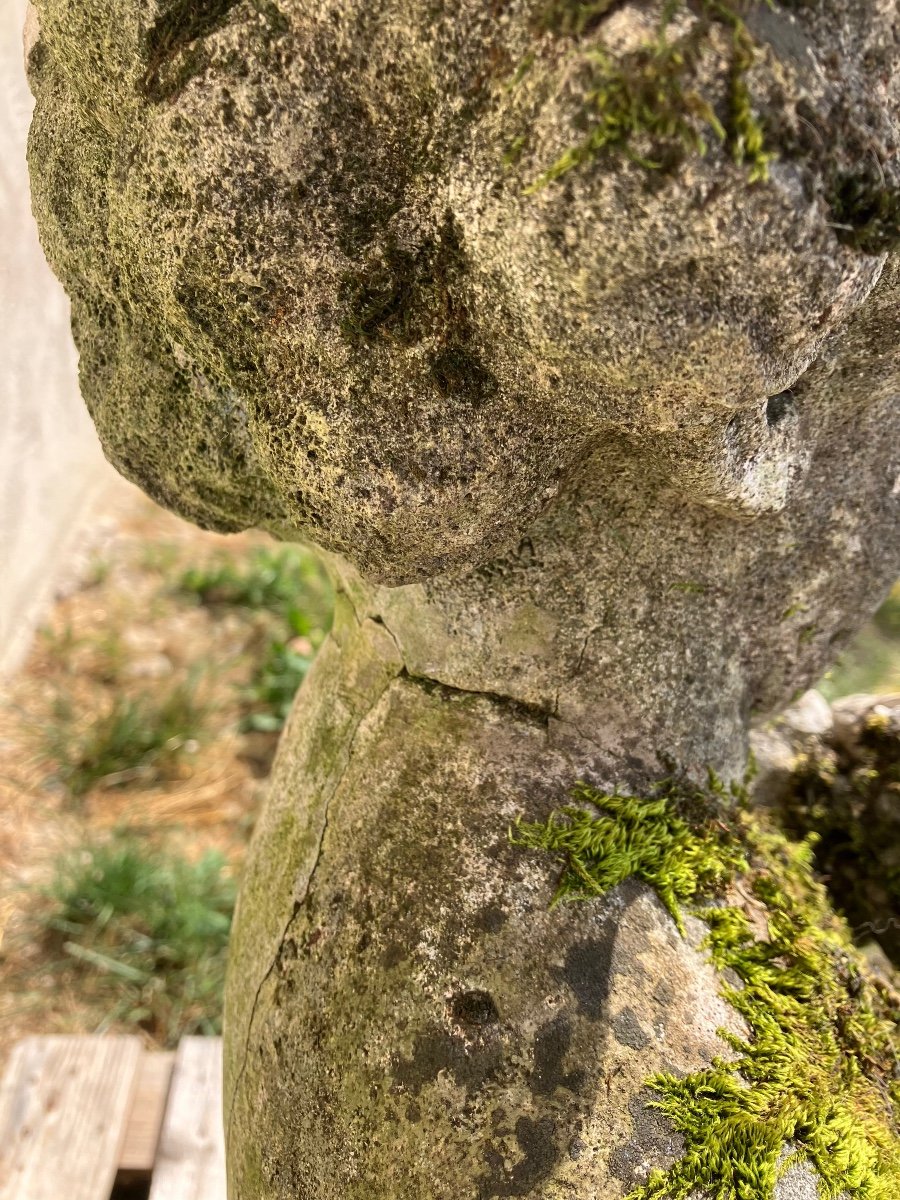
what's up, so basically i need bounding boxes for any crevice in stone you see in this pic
[362,608,555,729]
[397,667,554,729]
[141,0,243,102]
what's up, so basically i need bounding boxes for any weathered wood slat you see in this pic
[148,1037,225,1200]
[118,1051,176,1175]
[0,1035,142,1200]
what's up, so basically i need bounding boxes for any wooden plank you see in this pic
[0,1035,142,1200]
[148,1037,225,1200]
[118,1051,175,1175]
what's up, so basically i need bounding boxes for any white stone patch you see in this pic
[774,1150,826,1200]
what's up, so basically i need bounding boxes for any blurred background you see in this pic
[0,0,335,1069]
[1,0,898,1078]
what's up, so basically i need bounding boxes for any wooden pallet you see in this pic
[0,1036,226,1200]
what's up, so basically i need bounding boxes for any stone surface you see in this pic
[25,1,900,1196]
[750,688,835,808]
[225,602,749,1200]
[774,1159,828,1200]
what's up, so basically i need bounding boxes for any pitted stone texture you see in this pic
[27,0,900,582]
[225,614,747,1200]
[27,3,900,1195]
[773,1160,825,1200]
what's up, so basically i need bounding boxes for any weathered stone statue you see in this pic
[26,0,900,1195]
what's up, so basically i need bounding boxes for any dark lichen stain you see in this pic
[480,1115,561,1198]
[607,1093,685,1186]
[392,1022,503,1097]
[26,36,48,75]
[765,390,794,427]
[560,925,616,1021]
[340,242,423,345]
[339,210,497,385]
[612,1005,652,1050]
[340,213,468,345]
[569,1135,586,1160]
[449,989,501,1028]
[531,1013,586,1095]
[381,941,407,970]
[429,344,497,405]
[475,902,509,934]
[652,976,675,1007]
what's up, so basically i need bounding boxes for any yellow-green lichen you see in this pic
[511,775,900,1199]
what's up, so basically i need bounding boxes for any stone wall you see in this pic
[0,0,111,676]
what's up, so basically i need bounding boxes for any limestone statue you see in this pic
[25,0,900,1195]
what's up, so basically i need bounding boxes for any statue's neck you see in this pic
[316,327,900,794]
[323,458,754,787]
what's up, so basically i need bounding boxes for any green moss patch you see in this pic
[777,712,900,968]
[510,777,747,931]
[522,0,771,193]
[511,775,900,1199]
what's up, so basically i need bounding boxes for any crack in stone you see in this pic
[366,608,555,729]
[397,666,553,728]
[227,594,557,1155]
[225,612,399,1151]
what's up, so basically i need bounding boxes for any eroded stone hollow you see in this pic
[25,0,900,1195]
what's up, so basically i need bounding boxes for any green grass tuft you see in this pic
[43,837,236,1043]
[177,544,333,732]
[240,640,312,733]
[43,683,206,798]
[177,545,332,628]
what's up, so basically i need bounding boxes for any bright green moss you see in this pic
[512,775,900,1199]
[510,775,748,932]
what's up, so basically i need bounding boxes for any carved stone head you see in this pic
[27,0,899,582]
